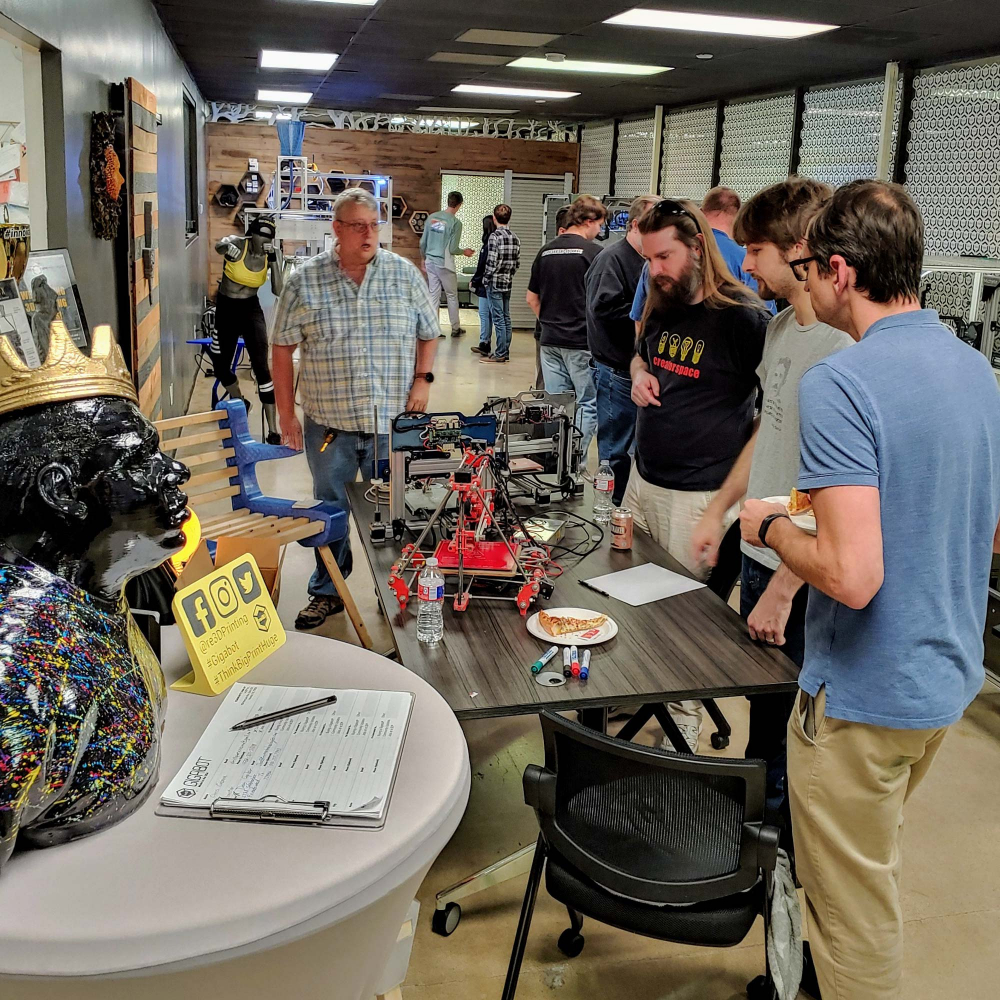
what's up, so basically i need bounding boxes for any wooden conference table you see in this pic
[347,483,799,936]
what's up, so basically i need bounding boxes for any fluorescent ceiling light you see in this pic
[456,29,560,47]
[509,56,671,76]
[419,105,519,114]
[255,110,293,120]
[604,9,838,39]
[428,52,509,66]
[454,84,579,100]
[257,89,313,103]
[261,50,337,71]
[296,0,378,5]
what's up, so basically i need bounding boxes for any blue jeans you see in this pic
[304,417,388,596]
[477,292,493,351]
[593,360,637,505]
[741,554,807,850]
[540,345,598,460]
[488,288,512,360]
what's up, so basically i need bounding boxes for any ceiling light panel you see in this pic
[454,84,579,100]
[456,29,560,47]
[261,50,337,71]
[429,52,510,66]
[509,56,671,76]
[604,9,839,39]
[258,89,313,103]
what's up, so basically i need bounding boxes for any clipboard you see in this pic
[156,684,414,830]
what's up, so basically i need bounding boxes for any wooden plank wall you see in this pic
[207,123,580,294]
[127,78,162,420]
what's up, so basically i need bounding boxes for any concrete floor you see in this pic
[188,308,1000,1000]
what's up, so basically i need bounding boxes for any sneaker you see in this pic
[451,327,466,337]
[294,594,344,630]
[471,343,490,355]
[480,355,509,364]
[659,722,701,753]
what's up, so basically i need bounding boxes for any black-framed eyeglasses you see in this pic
[339,221,387,235]
[789,256,819,282]
[649,199,697,225]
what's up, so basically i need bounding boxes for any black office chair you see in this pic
[502,712,780,1000]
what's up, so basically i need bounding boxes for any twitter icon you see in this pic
[231,560,261,603]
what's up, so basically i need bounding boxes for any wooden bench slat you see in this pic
[199,510,262,534]
[160,427,231,452]
[155,410,225,433]
[187,484,240,506]
[183,448,236,469]
[186,467,239,490]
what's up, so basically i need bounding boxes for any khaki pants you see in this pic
[622,469,737,732]
[788,688,948,1000]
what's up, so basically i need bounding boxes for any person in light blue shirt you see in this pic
[630,187,776,322]
[741,180,1000,1000]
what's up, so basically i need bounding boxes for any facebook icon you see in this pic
[181,589,216,637]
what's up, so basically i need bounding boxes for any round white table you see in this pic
[0,630,470,1000]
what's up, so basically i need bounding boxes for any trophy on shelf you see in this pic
[0,321,195,873]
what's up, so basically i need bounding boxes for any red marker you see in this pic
[570,645,581,678]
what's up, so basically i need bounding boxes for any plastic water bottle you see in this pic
[416,557,445,643]
[594,462,615,524]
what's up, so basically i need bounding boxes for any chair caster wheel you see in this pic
[711,732,730,750]
[746,974,777,1000]
[431,903,461,936]
[557,929,585,958]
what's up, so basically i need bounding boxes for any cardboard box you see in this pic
[213,536,285,603]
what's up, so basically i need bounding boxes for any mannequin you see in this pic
[0,323,191,872]
[213,215,284,443]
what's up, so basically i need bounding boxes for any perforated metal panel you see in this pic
[660,104,718,200]
[798,80,885,186]
[906,60,1000,257]
[579,120,614,196]
[614,116,656,199]
[718,94,795,201]
[440,172,505,273]
[509,175,569,328]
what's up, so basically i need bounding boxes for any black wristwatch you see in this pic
[758,512,790,547]
[413,372,435,384]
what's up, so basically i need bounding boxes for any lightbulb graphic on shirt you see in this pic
[680,337,694,362]
[668,335,681,359]
[658,332,669,355]
[693,340,705,364]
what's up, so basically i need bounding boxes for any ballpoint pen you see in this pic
[231,694,338,731]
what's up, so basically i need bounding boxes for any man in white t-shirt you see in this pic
[691,177,852,862]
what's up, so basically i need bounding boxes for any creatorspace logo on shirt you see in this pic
[655,332,705,379]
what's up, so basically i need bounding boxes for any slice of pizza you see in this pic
[539,611,607,637]
[787,488,813,515]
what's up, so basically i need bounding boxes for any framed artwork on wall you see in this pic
[19,247,89,350]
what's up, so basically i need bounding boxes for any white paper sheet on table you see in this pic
[583,562,706,607]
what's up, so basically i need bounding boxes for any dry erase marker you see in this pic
[563,647,572,678]
[531,645,559,675]
[580,648,591,681]
[570,645,580,678]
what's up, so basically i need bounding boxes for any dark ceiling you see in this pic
[153,0,1000,120]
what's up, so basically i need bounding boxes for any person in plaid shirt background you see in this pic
[477,204,521,365]
[271,188,440,630]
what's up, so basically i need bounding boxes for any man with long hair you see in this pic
[626,198,770,750]
[527,194,607,460]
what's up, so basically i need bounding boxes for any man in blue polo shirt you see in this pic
[741,180,1000,1000]
[630,187,777,323]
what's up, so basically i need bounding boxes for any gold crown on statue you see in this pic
[0,320,139,418]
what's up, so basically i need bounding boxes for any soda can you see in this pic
[611,507,634,550]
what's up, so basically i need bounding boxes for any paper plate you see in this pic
[526,607,619,647]
[762,495,817,536]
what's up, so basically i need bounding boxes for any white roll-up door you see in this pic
[508,175,571,329]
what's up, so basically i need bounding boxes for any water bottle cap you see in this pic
[425,557,439,567]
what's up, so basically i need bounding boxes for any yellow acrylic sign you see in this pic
[171,553,285,696]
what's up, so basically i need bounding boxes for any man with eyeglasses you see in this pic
[272,188,440,630]
[740,180,1000,1000]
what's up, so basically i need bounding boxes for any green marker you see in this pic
[531,645,559,675]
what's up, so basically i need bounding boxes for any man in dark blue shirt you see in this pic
[741,180,1000,1000]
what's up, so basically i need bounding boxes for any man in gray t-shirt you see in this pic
[690,178,849,856]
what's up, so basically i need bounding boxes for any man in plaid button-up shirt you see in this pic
[479,204,520,364]
[271,188,439,629]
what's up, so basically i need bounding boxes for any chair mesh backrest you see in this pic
[552,732,746,883]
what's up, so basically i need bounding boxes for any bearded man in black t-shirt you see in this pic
[625,198,770,750]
